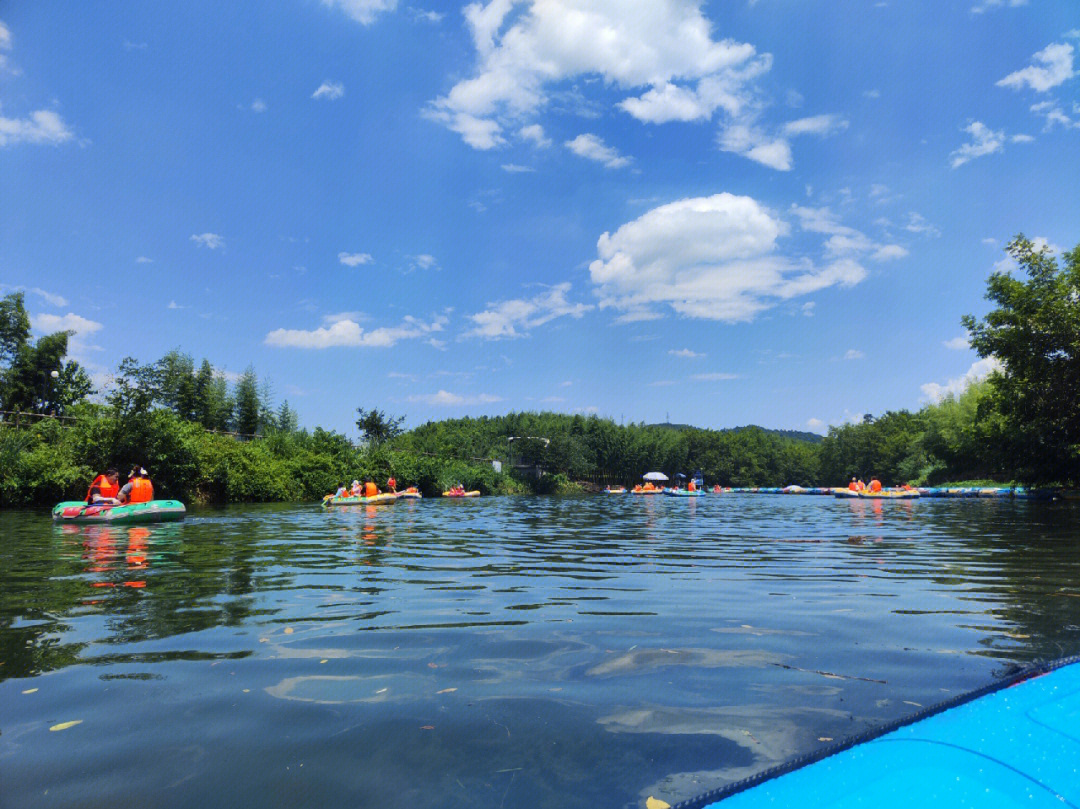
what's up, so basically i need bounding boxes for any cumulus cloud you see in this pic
[501,163,535,172]
[321,0,398,25]
[338,251,373,266]
[943,336,969,350]
[590,194,872,323]
[669,348,704,358]
[312,81,345,100]
[135,255,154,264]
[950,121,1005,168]
[190,233,224,249]
[265,314,447,349]
[425,0,765,149]
[971,0,1028,12]
[28,288,67,307]
[0,108,74,147]
[790,205,908,261]
[564,133,631,168]
[30,312,102,336]
[407,390,503,406]
[844,349,865,360]
[997,43,1075,92]
[806,417,825,431]
[1029,100,1079,131]
[518,124,552,147]
[465,282,593,339]
[921,357,1002,401]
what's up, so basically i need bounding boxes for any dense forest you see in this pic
[1,235,1076,505]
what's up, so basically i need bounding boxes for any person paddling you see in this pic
[118,466,154,504]
[363,478,379,498]
[87,468,121,505]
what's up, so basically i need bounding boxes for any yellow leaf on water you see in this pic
[319,659,328,664]
[22,688,38,694]
[818,737,833,742]
[242,689,250,693]
[646,797,671,809]
[283,627,294,635]
[436,688,457,694]
[49,720,82,732]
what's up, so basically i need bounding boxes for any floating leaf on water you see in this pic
[818,737,833,742]
[319,659,328,664]
[49,720,83,732]
[646,797,671,809]
[375,688,388,694]
[903,701,923,707]
[420,725,435,730]
[243,689,250,693]
[427,663,439,669]
[283,627,294,635]
[259,638,269,643]
[22,688,38,694]
[437,688,457,694]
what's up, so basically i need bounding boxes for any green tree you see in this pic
[962,235,1080,483]
[356,407,405,445]
[233,366,261,436]
[0,292,31,368]
[158,350,198,420]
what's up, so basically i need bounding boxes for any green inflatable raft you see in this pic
[322,493,399,506]
[52,500,186,525]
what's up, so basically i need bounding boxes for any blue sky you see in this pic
[2,1,1077,438]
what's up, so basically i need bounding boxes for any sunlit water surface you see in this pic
[3,495,1079,808]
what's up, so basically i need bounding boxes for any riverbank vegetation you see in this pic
[1,235,1075,505]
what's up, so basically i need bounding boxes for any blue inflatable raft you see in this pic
[679,657,1080,808]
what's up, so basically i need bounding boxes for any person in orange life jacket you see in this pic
[386,476,397,492]
[118,466,154,504]
[687,479,697,492]
[87,468,121,504]
[848,477,859,491]
[868,478,882,492]
[856,478,866,491]
[363,478,379,498]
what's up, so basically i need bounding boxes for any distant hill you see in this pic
[646,422,824,444]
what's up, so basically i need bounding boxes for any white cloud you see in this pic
[904,212,940,237]
[717,123,792,170]
[265,314,447,349]
[407,390,503,406]
[191,233,224,249]
[426,1,765,149]
[249,98,267,113]
[465,282,593,339]
[844,349,865,360]
[135,255,154,263]
[167,300,184,310]
[501,163,535,172]
[409,8,444,23]
[0,108,74,147]
[338,251,373,266]
[321,311,367,325]
[943,336,969,350]
[518,124,552,148]
[863,89,881,99]
[31,312,103,336]
[806,417,825,431]
[950,121,1005,168]
[29,288,67,307]
[801,301,815,316]
[781,114,848,137]
[312,81,345,100]
[1029,101,1078,131]
[412,254,437,270]
[565,133,631,168]
[790,205,908,260]
[691,372,738,380]
[872,244,909,261]
[321,0,398,25]
[669,348,704,358]
[997,43,1075,92]
[921,357,1002,401]
[541,395,566,403]
[971,0,1028,12]
[590,194,870,323]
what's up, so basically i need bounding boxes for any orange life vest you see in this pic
[87,475,119,501]
[364,481,379,498]
[128,477,154,503]
[687,480,697,492]
[848,481,859,491]
[869,479,882,492]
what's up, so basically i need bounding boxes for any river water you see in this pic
[2,495,1079,808]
